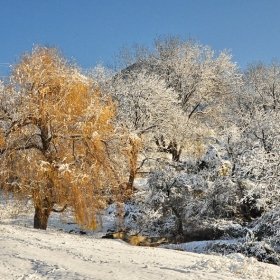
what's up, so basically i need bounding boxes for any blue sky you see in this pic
[1,0,280,77]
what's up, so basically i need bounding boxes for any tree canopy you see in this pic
[0,46,128,229]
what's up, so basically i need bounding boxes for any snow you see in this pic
[2,224,280,280]
[1,202,280,279]
[161,239,240,254]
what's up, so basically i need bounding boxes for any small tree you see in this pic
[0,46,127,229]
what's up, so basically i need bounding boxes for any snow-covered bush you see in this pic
[139,146,243,236]
[147,166,190,235]
[252,207,280,251]
[206,235,280,265]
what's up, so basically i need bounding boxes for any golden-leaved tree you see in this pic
[0,46,128,229]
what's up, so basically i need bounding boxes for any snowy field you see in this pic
[1,202,280,280]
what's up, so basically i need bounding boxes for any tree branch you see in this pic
[0,143,44,155]
[52,204,68,213]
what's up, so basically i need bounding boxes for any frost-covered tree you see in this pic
[151,36,240,119]
[243,61,280,110]
[221,61,280,220]
[0,46,128,230]
[95,65,190,188]
[144,145,241,235]
[113,36,241,162]
[147,167,190,235]
[88,37,242,226]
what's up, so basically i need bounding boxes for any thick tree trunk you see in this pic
[33,203,68,229]
[33,197,54,230]
[34,206,52,230]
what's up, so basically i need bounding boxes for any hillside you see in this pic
[1,203,280,280]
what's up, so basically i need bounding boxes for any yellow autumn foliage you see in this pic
[0,130,5,148]
[0,46,129,229]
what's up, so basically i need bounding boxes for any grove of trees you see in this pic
[2,36,280,264]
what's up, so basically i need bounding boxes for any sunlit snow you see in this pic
[1,201,279,280]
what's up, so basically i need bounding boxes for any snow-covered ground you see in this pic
[1,201,280,279]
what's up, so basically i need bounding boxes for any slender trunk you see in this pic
[127,168,136,192]
[155,137,182,162]
[172,207,183,235]
[168,141,182,162]
[176,218,183,235]
[127,138,140,193]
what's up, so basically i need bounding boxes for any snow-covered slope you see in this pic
[1,223,280,279]
[0,219,280,280]
[1,200,280,279]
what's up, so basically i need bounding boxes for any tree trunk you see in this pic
[127,138,140,193]
[168,141,182,162]
[127,169,136,192]
[172,207,184,235]
[155,137,182,162]
[176,218,183,236]
[33,204,53,230]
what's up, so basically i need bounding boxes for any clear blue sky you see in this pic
[1,0,280,78]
